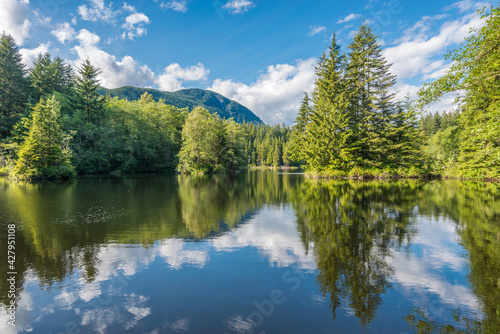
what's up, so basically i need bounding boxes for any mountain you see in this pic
[98,86,264,124]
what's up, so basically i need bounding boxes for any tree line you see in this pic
[0,5,498,180]
[0,33,294,180]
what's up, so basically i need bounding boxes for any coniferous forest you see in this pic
[0,7,499,181]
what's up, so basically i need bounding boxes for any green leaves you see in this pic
[73,59,105,124]
[14,96,76,180]
[178,107,247,174]
[0,33,28,140]
[418,7,500,179]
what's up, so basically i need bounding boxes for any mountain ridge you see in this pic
[98,86,264,124]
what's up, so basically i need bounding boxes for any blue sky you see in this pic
[0,0,489,124]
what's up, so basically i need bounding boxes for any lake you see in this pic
[0,172,499,333]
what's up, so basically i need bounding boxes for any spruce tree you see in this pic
[290,93,311,163]
[74,59,104,123]
[272,140,281,167]
[29,53,73,102]
[385,95,422,170]
[14,96,76,180]
[305,33,351,171]
[346,24,397,168]
[0,33,28,140]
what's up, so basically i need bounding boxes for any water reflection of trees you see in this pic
[291,179,500,332]
[0,172,296,301]
[290,179,422,325]
[0,176,499,332]
[415,181,500,334]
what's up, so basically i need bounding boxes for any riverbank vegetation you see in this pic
[0,6,498,181]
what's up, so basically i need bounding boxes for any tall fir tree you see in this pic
[0,33,28,140]
[289,93,311,163]
[346,23,397,168]
[29,53,73,103]
[73,59,105,123]
[385,95,423,170]
[14,96,76,180]
[305,33,352,171]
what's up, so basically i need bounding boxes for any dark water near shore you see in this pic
[0,172,499,333]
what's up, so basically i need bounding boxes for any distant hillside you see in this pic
[98,86,263,124]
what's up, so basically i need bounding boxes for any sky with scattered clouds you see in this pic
[0,0,490,124]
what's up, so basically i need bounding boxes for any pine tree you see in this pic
[0,33,28,140]
[74,59,104,123]
[29,53,73,102]
[385,95,423,170]
[289,93,311,163]
[14,96,76,180]
[346,24,397,168]
[305,33,352,171]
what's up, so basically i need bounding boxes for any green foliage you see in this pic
[73,59,105,124]
[68,94,186,174]
[290,25,423,177]
[178,107,247,174]
[29,53,73,102]
[419,7,500,178]
[241,123,295,168]
[0,33,28,140]
[14,96,76,180]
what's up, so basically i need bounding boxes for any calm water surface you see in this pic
[0,172,499,333]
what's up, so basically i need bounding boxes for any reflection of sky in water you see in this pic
[0,208,481,334]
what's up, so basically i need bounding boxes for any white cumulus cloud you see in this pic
[122,12,151,40]
[160,0,188,13]
[210,58,317,125]
[157,63,210,91]
[223,0,255,14]
[51,22,76,44]
[337,13,361,24]
[78,0,118,23]
[73,30,156,89]
[308,25,326,37]
[383,10,484,80]
[0,0,30,45]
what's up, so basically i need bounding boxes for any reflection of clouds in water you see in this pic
[158,239,209,269]
[78,293,152,333]
[81,308,121,334]
[55,290,78,309]
[213,207,316,270]
[0,290,33,334]
[413,216,466,271]
[124,293,151,330]
[225,315,255,334]
[390,216,480,313]
[166,317,190,331]
[16,207,315,333]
